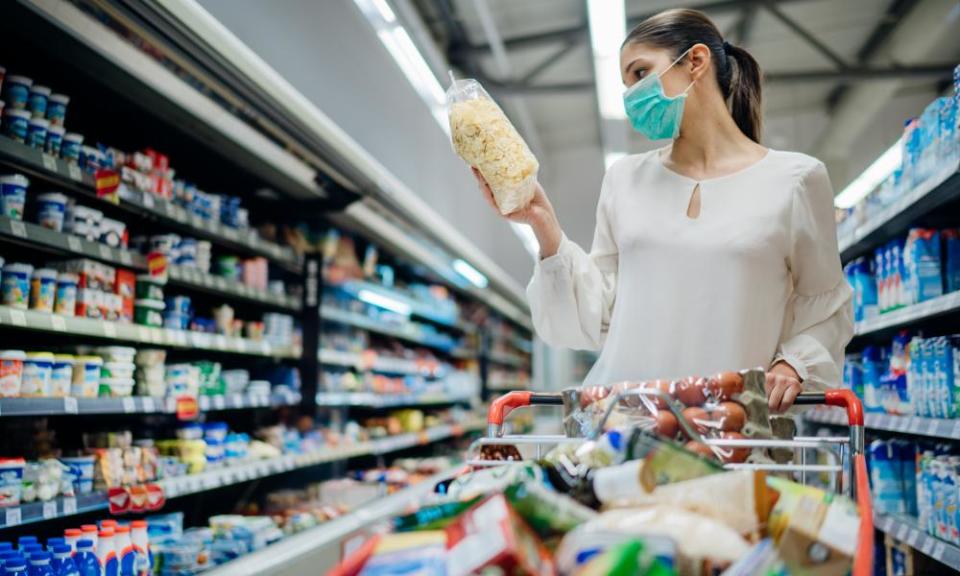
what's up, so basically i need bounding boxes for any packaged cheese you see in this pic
[447,78,539,215]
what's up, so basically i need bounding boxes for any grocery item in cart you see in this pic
[447,77,539,215]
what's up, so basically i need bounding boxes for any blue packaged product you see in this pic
[3,76,32,110]
[870,440,905,514]
[4,557,27,574]
[26,86,49,119]
[45,94,69,127]
[71,541,98,576]
[939,96,959,163]
[28,551,55,576]
[923,338,940,418]
[910,337,926,417]
[863,346,885,413]
[16,540,36,553]
[904,229,943,304]
[944,229,960,293]
[49,545,77,576]
[874,248,887,312]
[934,337,955,419]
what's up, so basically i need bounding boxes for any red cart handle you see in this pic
[486,391,562,437]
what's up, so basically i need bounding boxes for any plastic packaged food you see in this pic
[21,352,54,397]
[54,272,78,316]
[27,117,48,150]
[46,93,69,126]
[0,458,25,507]
[3,75,32,109]
[447,77,539,215]
[30,268,57,312]
[27,85,49,118]
[135,299,165,327]
[0,350,26,397]
[2,262,33,308]
[0,174,28,220]
[71,356,102,398]
[44,125,64,157]
[49,355,74,397]
[61,133,83,163]
[36,192,67,231]
[3,108,31,142]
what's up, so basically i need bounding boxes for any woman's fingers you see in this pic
[765,373,803,414]
[472,167,499,211]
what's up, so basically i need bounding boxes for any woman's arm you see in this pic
[770,160,855,413]
[472,166,620,350]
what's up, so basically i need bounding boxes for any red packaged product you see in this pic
[115,269,136,322]
[445,493,555,576]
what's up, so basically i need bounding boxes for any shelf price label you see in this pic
[51,316,66,332]
[10,220,27,239]
[5,507,21,527]
[42,500,58,520]
[67,235,83,253]
[63,397,78,414]
[907,529,920,547]
[932,542,946,561]
[921,537,934,556]
[212,396,226,410]
[142,398,156,413]
[42,153,58,172]
[123,397,137,413]
[9,310,26,327]
[62,497,77,515]
[67,163,82,181]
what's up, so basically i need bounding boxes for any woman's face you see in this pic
[620,42,696,98]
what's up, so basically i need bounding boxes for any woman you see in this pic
[474,9,853,414]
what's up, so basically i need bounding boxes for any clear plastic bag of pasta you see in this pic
[446,77,540,215]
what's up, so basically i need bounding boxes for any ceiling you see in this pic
[411,0,960,197]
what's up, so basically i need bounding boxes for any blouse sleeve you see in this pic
[774,161,854,389]
[526,168,619,351]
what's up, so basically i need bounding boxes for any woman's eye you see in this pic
[634,69,646,80]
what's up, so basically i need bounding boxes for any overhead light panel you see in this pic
[834,141,902,209]
[371,0,396,23]
[587,0,626,120]
[453,258,489,288]
[358,289,412,316]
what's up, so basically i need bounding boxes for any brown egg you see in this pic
[718,431,750,463]
[707,371,744,401]
[684,441,717,460]
[654,411,679,438]
[711,401,748,432]
[681,406,711,437]
[638,379,674,408]
[675,376,707,407]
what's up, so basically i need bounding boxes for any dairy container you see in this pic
[0,174,28,220]
[29,268,57,312]
[36,193,67,232]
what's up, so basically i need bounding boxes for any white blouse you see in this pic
[528,148,854,389]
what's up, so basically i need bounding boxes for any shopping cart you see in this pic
[469,385,873,576]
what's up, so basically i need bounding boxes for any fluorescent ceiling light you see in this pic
[587,0,626,120]
[371,0,396,23]
[834,141,902,209]
[358,289,412,316]
[453,258,489,288]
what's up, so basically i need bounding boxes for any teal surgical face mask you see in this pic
[623,48,696,140]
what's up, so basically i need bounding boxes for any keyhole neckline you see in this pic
[656,146,772,185]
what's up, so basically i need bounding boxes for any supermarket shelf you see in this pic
[321,306,459,353]
[875,511,960,571]
[202,468,459,576]
[0,305,299,358]
[0,391,301,417]
[0,421,482,531]
[487,382,530,393]
[854,291,960,337]
[804,407,960,440]
[839,162,960,262]
[315,391,472,408]
[319,348,444,377]
[169,265,301,311]
[485,350,529,368]
[333,280,462,330]
[0,135,301,269]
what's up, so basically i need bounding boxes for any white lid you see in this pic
[46,125,65,136]
[26,352,55,361]
[37,192,68,203]
[48,93,70,104]
[3,262,33,274]
[100,377,135,386]
[99,218,125,231]
[29,85,51,96]
[96,346,137,356]
[63,133,84,143]
[53,354,75,363]
[0,350,26,360]
[31,268,57,280]
[57,272,79,283]
[29,118,49,128]
[0,174,29,187]
[3,108,31,119]
[135,299,165,310]
[6,75,33,86]
[76,356,103,365]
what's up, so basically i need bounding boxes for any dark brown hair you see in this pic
[623,8,763,142]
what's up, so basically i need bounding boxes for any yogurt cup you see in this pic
[98,218,126,248]
[162,313,189,331]
[135,275,165,300]
[50,354,74,397]
[29,268,57,312]
[71,355,102,397]
[99,377,134,398]
[26,117,48,150]
[3,75,32,109]
[0,458,25,507]
[101,362,135,380]
[21,352,54,397]
[36,192,67,231]
[134,299,165,327]
[95,346,136,363]
[60,133,83,163]
[0,174,28,220]
[75,288,101,319]
[0,350,26,397]
[2,262,33,309]
[46,93,69,126]
[54,272,78,316]
[59,456,94,494]
[27,85,50,119]
[3,108,30,142]
[79,147,101,175]
[44,125,65,157]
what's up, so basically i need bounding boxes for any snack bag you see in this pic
[447,77,539,215]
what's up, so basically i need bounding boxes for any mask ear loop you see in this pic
[660,46,698,96]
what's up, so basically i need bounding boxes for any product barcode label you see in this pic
[5,507,21,527]
[103,322,117,338]
[51,316,66,332]
[142,194,155,209]
[908,418,923,433]
[926,420,940,436]
[119,251,132,266]
[42,154,58,171]
[42,500,58,519]
[10,220,27,239]
[907,529,920,547]
[67,164,82,181]
[98,244,111,260]
[9,310,26,327]
[142,398,156,413]
[63,397,78,414]
[62,497,76,515]
[213,396,225,410]
[932,542,946,561]
[67,235,82,252]
[896,523,909,541]
[921,538,935,556]
[122,397,136,413]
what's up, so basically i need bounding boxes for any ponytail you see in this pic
[724,43,763,143]
[624,8,764,143]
